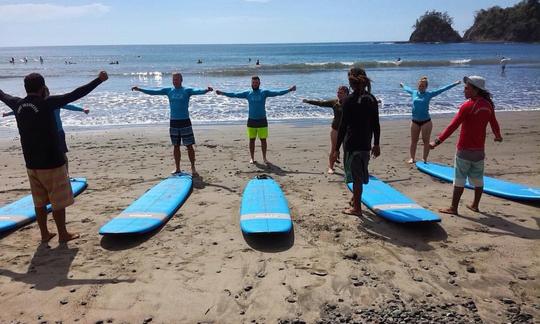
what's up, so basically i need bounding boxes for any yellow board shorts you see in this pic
[27,165,74,210]
[247,127,268,140]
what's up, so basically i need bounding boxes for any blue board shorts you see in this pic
[454,156,484,187]
[170,126,195,146]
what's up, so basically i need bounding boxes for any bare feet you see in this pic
[439,207,458,215]
[407,158,415,164]
[466,204,480,212]
[263,159,270,165]
[41,232,56,243]
[171,169,181,175]
[249,159,255,164]
[342,208,362,217]
[59,232,80,243]
[191,168,199,177]
[327,168,335,174]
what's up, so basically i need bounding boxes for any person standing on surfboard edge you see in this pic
[132,72,213,176]
[216,76,296,164]
[430,75,502,215]
[334,67,380,216]
[400,77,461,164]
[303,85,349,174]
[0,71,108,243]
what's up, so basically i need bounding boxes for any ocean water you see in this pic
[1,42,539,128]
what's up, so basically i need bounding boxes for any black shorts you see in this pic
[412,119,431,127]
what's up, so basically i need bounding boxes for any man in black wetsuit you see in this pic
[0,71,108,244]
[334,67,380,216]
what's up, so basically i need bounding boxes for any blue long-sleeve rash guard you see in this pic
[138,86,209,120]
[219,89,290,120]
[402,83,458,121]
[4,103,84,131]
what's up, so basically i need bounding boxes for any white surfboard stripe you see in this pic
[372,203,422,211]
[241,213,291,221]
[118,212,169,220]
[0,215,27,222]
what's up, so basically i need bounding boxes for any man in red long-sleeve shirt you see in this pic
[429,76,503,215]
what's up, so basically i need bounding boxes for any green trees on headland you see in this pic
[410,0,540,43]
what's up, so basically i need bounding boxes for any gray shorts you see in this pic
[344,151,370,184]
[169,126,195,146]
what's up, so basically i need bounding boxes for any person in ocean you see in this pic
[430,75,502,215]
[216,76,296,164]
[131,72,213,176]
[399,77,461,163]
[303,85,349,174]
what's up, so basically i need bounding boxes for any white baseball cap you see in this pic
[463,76,487,91]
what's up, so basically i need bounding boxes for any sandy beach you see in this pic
[0,111,539,323]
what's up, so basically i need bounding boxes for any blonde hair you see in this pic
[418,76,428,86]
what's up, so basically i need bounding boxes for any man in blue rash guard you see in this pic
[216,76,296,164]
[131,72,213,176]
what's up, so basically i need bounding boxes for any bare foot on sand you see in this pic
[407,158,415,164]
[327,168,335,174]
[41,232,56,243]
[171,169,181,175]
[59,233,80,243]
[191,168,199,177]
[263,159,270,165]
[249,159,255,164]
[342,208,362,217]
[439,207,458,215]
[466,204,480,212]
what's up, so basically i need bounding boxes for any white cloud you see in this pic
[0,3,110,22]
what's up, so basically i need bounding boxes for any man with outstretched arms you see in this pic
[132,72,213,176]
[216,76,296,164]
[0,71,108,244]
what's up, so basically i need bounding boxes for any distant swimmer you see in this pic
[39,56,43,64]
[395,58,402,66]
[23,57,28,64]
[9,57,15,64]
[500,56,510,74]
[197,59,203,64]
[256,59,260,66]
[109,61,119,65]
[248,58,252,63]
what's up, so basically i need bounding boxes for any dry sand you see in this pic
[0,111,539,323]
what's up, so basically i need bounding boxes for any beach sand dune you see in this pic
[0,111,539,323]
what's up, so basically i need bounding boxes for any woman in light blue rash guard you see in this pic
[2,87,89,173]
[400,76,460,163]
[132,72,213,176]
[216,75,296,164]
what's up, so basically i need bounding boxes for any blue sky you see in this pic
[0,0,521,47]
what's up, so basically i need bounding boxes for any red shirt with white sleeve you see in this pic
[437,96,502,151]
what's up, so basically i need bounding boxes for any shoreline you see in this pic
[0,110,539,323]
[1,109,538,137]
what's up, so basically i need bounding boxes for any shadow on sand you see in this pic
[0,244,134,291]
[242,225,295,253]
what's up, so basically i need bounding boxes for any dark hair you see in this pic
[338,85,350,95]
[348,67,371,93]
[477,88,495,109]
[252,75,260,81]
[24,73,45,93]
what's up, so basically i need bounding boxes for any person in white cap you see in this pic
[429,75,503,215]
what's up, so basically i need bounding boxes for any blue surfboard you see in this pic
[240,175,292,234]
[99,173,192,235]
[416,161,540,201]
[347,176,441,223]
[0,178,88,233]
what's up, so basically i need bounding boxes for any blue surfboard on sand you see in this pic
[347,176,440,223]
[416,161,540,202]
[240,175,292,234]
[99,173,192,235]
[0,178,88,233]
